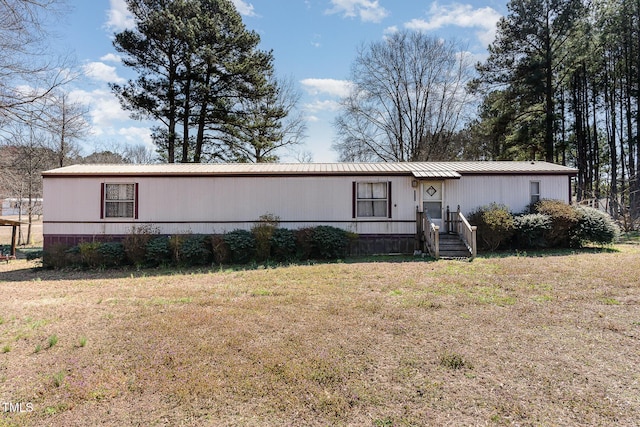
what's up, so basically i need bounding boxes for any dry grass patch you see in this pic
[0,244,639,425]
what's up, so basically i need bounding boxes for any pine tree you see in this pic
[111,0,275,163]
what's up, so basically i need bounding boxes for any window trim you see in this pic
[101,182,138,219]
[352,181,392,219]
[530,180,541,205]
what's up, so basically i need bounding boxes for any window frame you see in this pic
[352,181,392,219]
[101,182,138,219]
[530,180,541,205]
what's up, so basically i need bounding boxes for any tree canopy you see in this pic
[111,0,301,163]
[333,31,474,162]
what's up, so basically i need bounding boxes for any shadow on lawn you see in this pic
[476,245,620,259]
[0,255,438,282]
[0,245,623,282]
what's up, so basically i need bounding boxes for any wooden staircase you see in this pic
[437,233,473,259]
[419,206,477,260]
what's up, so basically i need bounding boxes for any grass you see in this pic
[47,334,58,348]
[0,243,639,426]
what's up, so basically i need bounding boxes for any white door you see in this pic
[422,181,444,229]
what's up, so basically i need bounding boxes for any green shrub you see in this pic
[179,235,212,266]
[78,242,104,268]
[513,213,552,249]
[168,235,185,264]
[533,200,580,248]
[572,206,620,246]
[43,243,73,269]
[97,242,126,267]
[469,203,515,251]
[312,226,348,260]
[270,228,297,261]
[123,225,159,266]
[252,214,280,262]
[211,235,230,264]
[145,236,171,266]
[295,228,315,260]
[223,229,256,263]
[23,249,44,261]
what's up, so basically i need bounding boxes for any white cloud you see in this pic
[70,88,155,155]
[70,88,130,131]
[118,126,153,147]
[300,78,353,98]
[304,99,342,113]
[311,34,322,48]
[100,53,122,63]
[230,0,256,17]
[325,0,389,23]
[383,25,399,36]
[106,0,135,31]
[82,62,125,84]
[405,3,501,47]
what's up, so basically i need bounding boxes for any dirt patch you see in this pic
[0,245,639,426]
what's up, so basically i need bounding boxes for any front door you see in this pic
[422,181,444,229]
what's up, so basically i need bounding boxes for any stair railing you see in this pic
[449,205,477,259]
[422,210,440,259]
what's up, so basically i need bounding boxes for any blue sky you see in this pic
[58,0,506,162]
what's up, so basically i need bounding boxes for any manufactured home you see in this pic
[0,198,43,217]
[42,162,577,257]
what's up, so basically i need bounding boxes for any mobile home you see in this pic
[42,162,577,256]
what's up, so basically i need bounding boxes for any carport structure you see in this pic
[0,218,20,260]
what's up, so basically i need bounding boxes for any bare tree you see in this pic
[123,144,158,164]
[0,119,57,244]
[79,140,158,164]
[333,31,474,162]
[0,0,70,123]
[43,90,90,167]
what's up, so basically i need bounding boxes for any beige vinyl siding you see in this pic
[443,175,570,216]
[44,175,417,236]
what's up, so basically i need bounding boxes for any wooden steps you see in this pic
[437,233,472,258]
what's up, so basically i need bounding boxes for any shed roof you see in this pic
[42,161,577,177]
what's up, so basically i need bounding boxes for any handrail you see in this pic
[451,206,477,259]
[422,211,439,259]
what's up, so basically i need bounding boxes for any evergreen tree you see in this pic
[473,0,584,162]
[111,0,275,163]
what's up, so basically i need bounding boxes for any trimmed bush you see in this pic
[252,214,280,262]
[533,200,580,248]
[312,226,348,260]
[146,236,171,266]
[97,242,126,267]
[223,229,256,263]
[123,225,159,266]
[179,235,212,266]
[43,243,73,268]
[469,203,515,251]
[513,213,552,249]
[270,228,297,261]
[295,228,315,260]
[572,206,620,246]
[211,235,230,264]
[78,242,104,268]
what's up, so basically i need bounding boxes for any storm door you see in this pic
[422,181,444,229]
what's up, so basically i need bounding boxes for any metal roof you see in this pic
[42,161,577,177]
[411,170,461,179]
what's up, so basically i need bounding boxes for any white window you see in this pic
[104,183,136,218]
[356,182,388,217]
[530,181,541,205]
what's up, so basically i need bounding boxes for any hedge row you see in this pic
[469,200,620,251]
[43,225,353,269]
